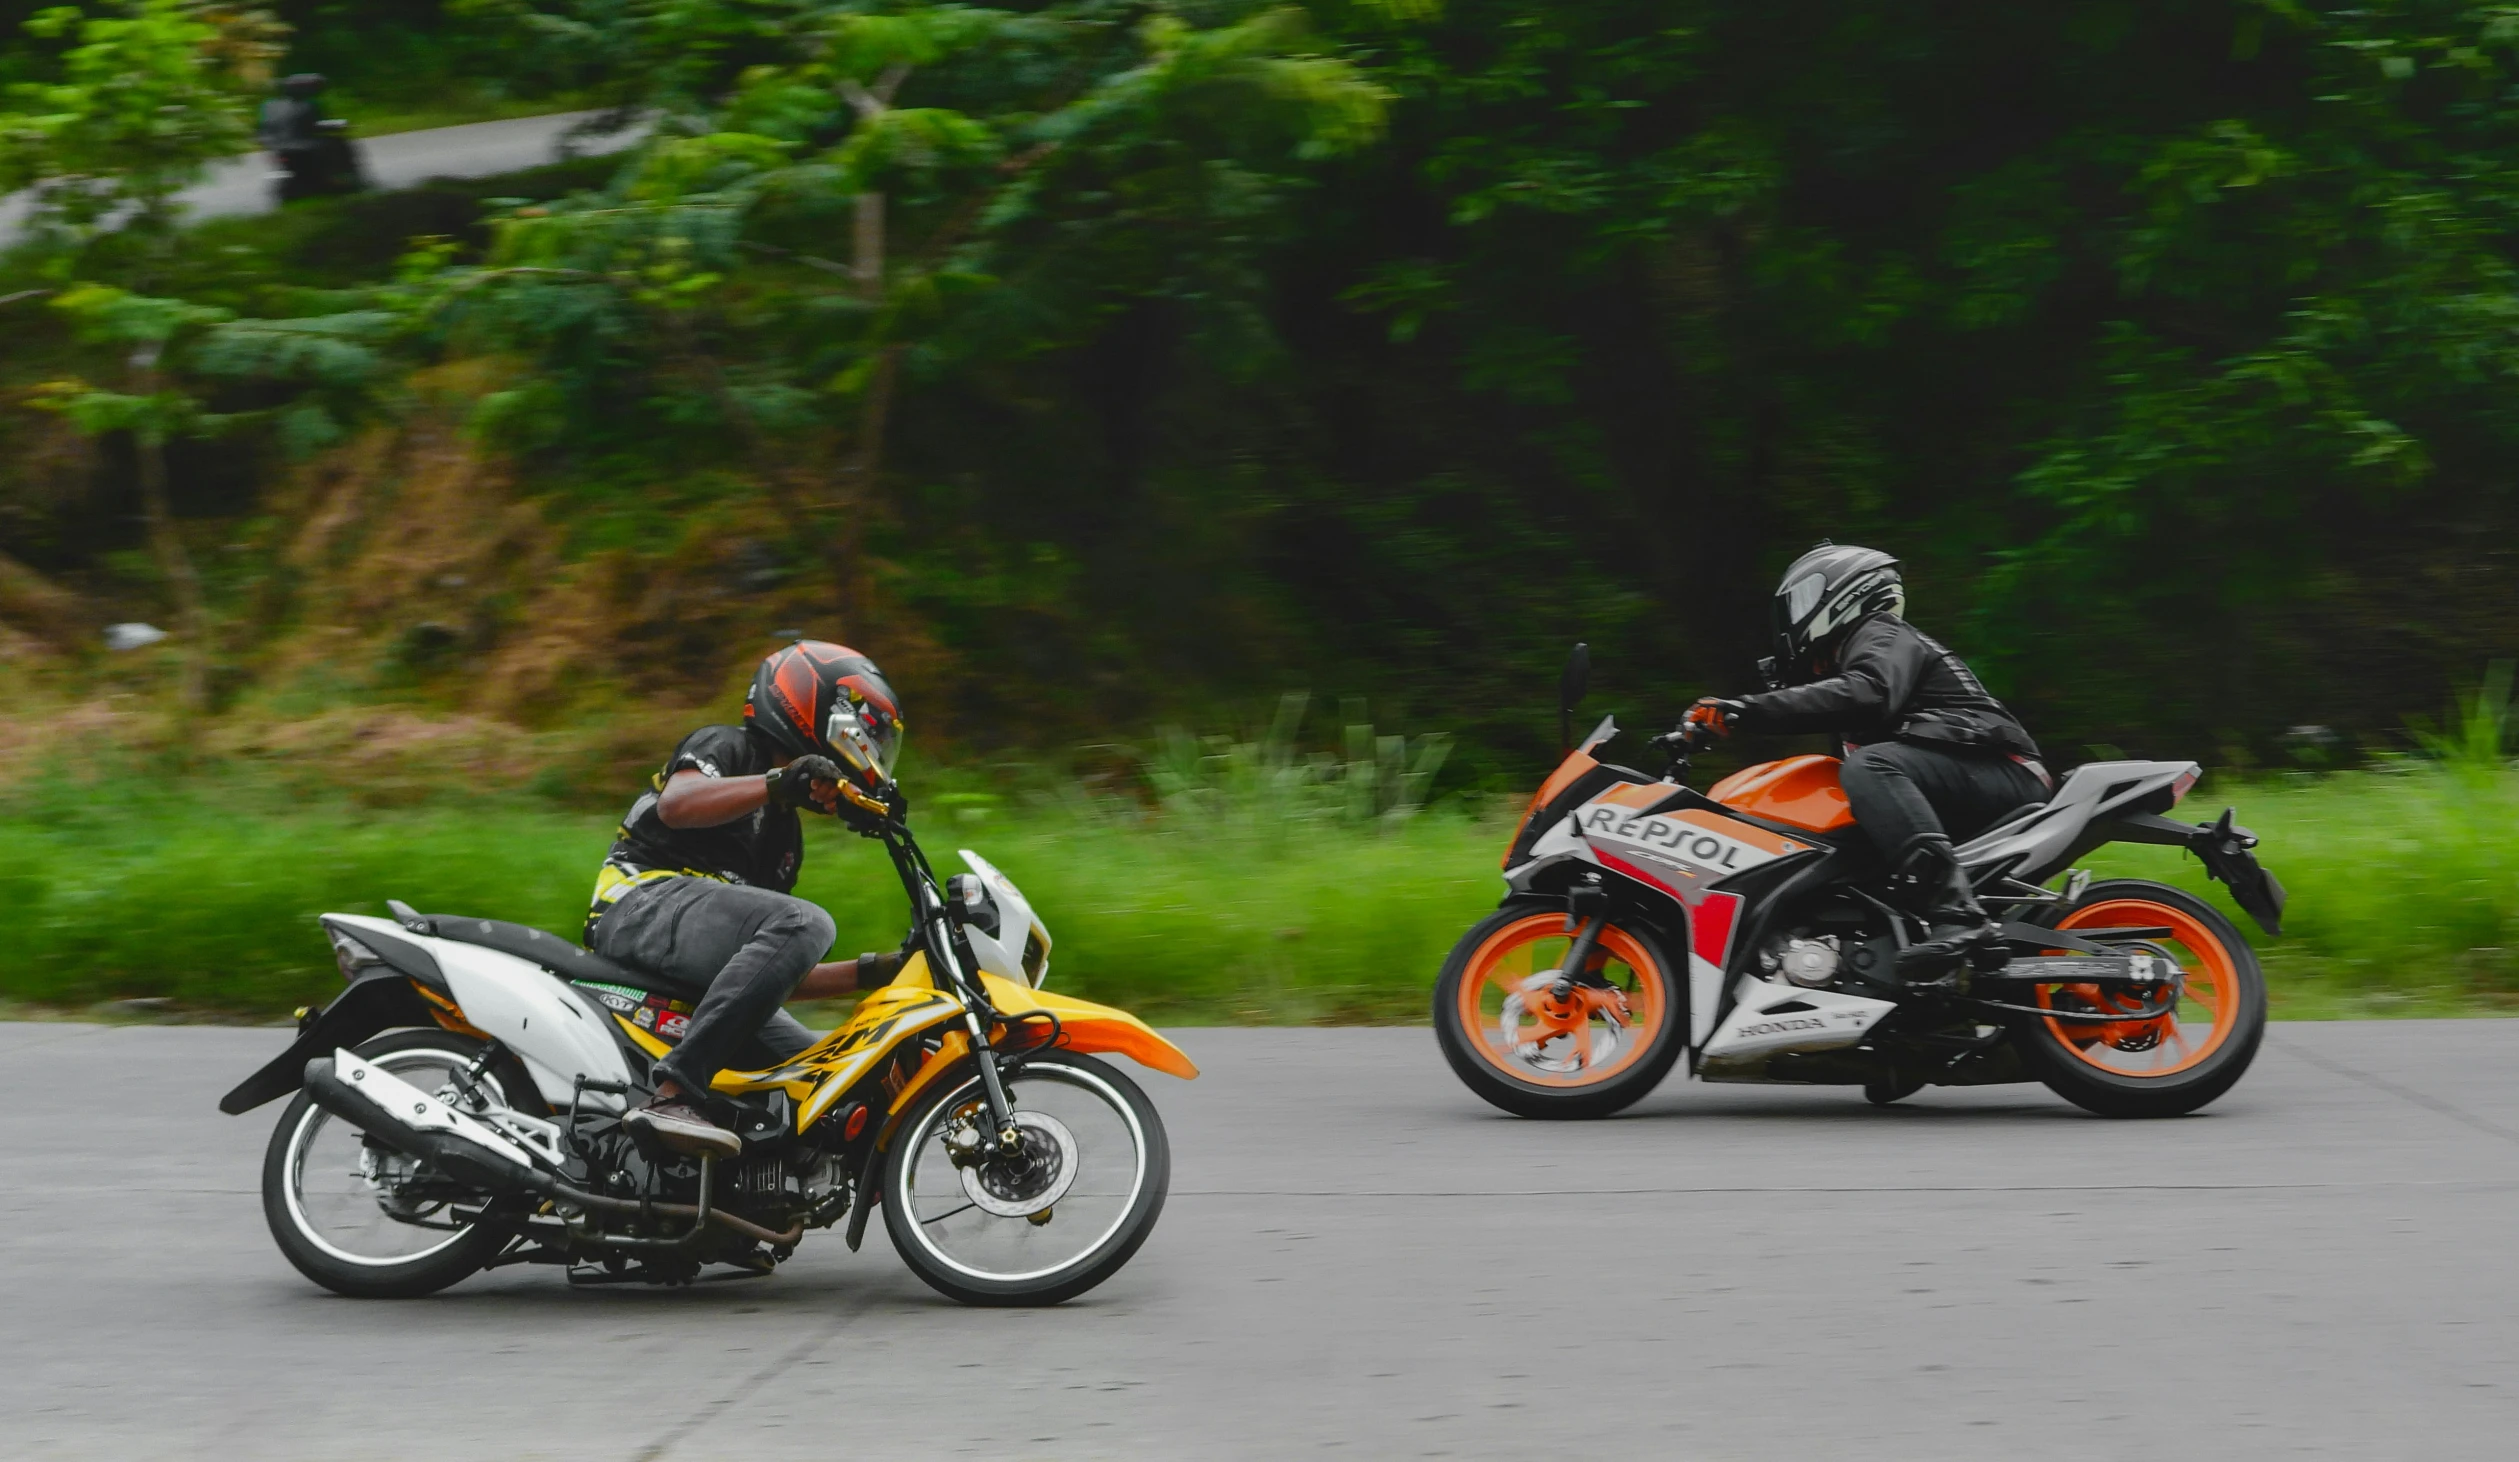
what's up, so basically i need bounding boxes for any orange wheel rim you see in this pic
[2038,899,2238,1079]
[1455,915,1670,1087]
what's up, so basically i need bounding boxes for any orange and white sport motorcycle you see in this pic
[220,810,1194,1304]
[1434,649,2285,1120]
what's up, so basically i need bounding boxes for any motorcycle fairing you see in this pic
[691,953,1199,1135]
[1698,977,1895,1071]
[1574,785,1816,899]
[1955,759,2200,884]
[394,921,642,1107]
[1510,777,1840,1049]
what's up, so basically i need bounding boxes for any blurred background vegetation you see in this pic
[6,1,2519,1018]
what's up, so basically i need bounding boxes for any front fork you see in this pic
[964,1008,1021,1145]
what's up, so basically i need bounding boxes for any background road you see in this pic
[0,111,645,244]
[4,1020,2515,1460]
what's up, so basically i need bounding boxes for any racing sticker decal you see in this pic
[570,981,643,1014]
[1576,799,1809,900]
[633,991,696,1043]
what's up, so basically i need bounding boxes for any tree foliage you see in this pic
[0,1,283,242]
[15,1,2519,769]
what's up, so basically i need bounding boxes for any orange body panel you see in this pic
[1707,755,1855,834]
[1504,749,1602,868]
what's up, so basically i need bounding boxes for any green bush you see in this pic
[8,765,2519,1022]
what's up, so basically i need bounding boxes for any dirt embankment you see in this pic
[0,374,951,800]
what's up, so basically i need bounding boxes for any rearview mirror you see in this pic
[1557,642,1590,752]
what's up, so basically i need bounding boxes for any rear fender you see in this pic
[218,970,434,1115]
[2102,810,2288,937]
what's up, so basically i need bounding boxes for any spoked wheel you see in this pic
[261,1029,539,1297]
[882,1052,1170,1307]
[1432,902,1684,1119]
[2010,880,2267,1118]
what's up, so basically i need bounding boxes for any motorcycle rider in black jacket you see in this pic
[1684,544,2051,978]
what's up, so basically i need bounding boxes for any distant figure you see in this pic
[260,74,366,202]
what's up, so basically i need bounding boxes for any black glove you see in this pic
[766,754,846,811]
[855,950,904,989]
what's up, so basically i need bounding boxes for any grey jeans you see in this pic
[590,877,835,1091]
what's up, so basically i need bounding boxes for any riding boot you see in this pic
[1890,838,2007,981]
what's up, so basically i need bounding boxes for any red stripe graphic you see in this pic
[1690,891,1742,969]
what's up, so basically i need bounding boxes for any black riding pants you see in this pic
[1838,741,2049,867]
[590,878,835,1092]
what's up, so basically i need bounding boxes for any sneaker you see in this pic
[625,1096,742,1159]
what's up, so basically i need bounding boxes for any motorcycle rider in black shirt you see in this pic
[590,641,910,1158]
[1684,544,2052,979]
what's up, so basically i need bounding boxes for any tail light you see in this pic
[327,927,385,981]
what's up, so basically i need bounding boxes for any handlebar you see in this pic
[1646,720,1718,770]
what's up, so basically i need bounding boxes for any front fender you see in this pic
[979,972,1199,1080]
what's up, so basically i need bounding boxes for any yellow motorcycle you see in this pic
[221,812,1195,1305]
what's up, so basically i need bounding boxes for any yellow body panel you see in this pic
[608,950,1196,1137]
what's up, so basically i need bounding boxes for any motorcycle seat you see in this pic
[406,911,709,998]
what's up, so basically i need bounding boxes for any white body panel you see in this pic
[1688,954,1725,1047]
[956,849,1052,987]
[1698,976,1893,1065]
[326,914,639,1107]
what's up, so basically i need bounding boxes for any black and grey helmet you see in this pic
[1769,543,1904,681]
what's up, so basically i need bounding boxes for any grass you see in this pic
[5,759,2519,1024]
[330,88,605,139]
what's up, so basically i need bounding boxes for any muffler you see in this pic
[303,1048,548,1195]
[303,1049,806,1250]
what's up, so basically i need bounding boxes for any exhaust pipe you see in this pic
[303,1049,547,1195]
[304,1049,805,1249]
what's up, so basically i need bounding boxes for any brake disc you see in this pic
[960,1109,1080,1218]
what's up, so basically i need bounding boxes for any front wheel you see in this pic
[1433,902,1686,1119]
[2009,880,2267,1118]
[882,1052,1170,1306]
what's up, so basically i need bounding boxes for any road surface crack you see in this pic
[630,1308,859,1462]
[2271,1034,2519,1147]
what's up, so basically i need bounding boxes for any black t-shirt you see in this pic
[597,725,803,896]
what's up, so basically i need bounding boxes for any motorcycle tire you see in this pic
[261,1028,542,1298]
[881,1051,1170,1307]
[2008,879,2267,1119]
[1433,900,1687,1120]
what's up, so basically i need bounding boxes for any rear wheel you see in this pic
[1433,902,1685,1119]
[261,1029,538,1298]
[2010,880,2266,1118]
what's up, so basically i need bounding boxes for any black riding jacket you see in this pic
[1730,614,2039,759]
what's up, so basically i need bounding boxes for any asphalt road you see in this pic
[3,1020,2515,1460]
[0,111,645,244]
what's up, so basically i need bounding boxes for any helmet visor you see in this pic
[825,697,901,785]
[1782,572,1827,628]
